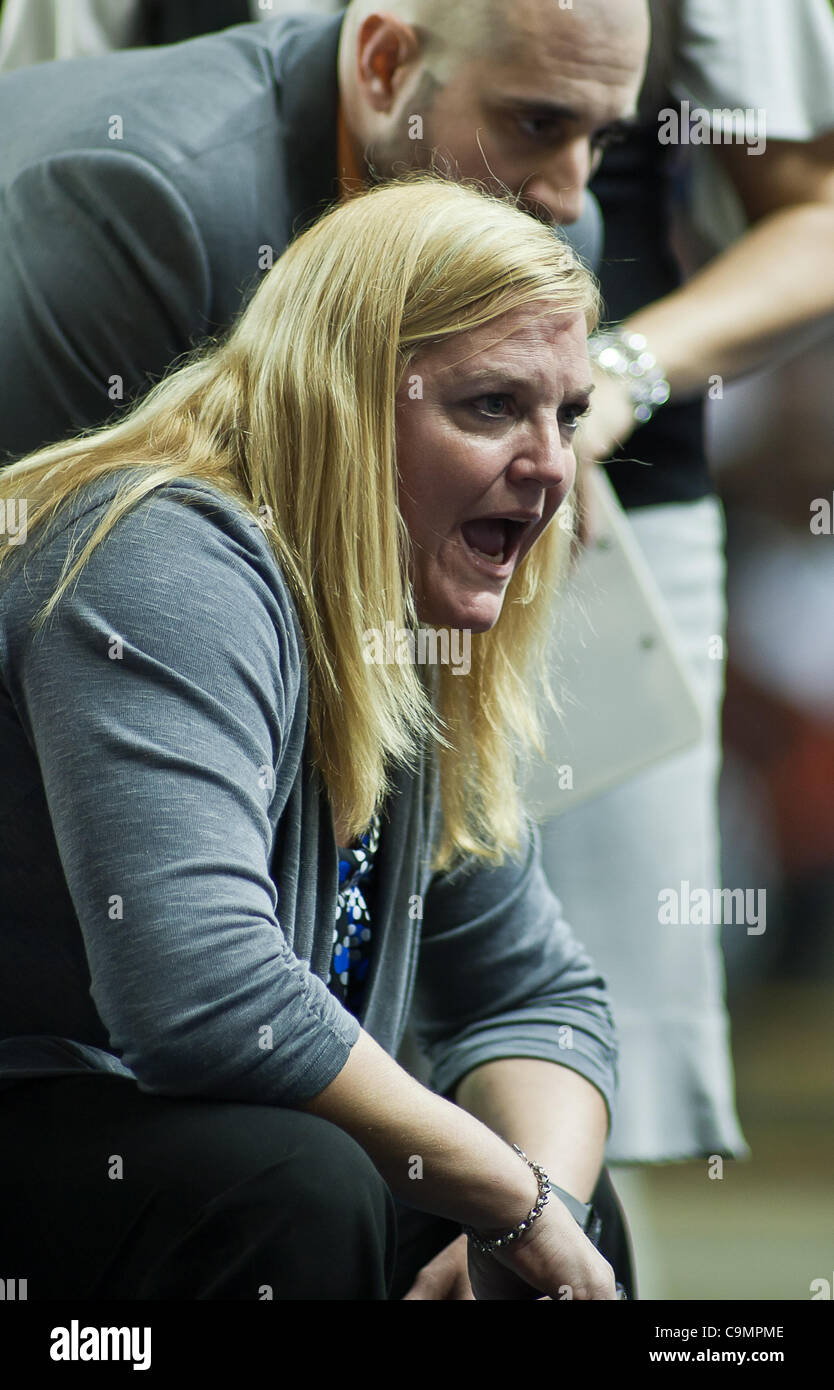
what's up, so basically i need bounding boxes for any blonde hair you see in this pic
[0,175,598,871]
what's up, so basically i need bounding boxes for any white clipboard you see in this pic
[520,467,706,818]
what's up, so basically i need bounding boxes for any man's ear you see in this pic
[355,13,423,111]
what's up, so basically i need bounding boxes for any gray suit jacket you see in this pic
[0,11,344,460]
[0,8,605,465]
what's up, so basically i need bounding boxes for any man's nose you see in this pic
[520,139,593,227]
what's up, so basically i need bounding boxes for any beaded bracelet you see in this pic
[462,1143,552,1255]
[590,327,671,424]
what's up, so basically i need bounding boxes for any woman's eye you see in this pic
[474,394,513,418]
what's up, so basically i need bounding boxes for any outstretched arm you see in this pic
[575,132,834,474]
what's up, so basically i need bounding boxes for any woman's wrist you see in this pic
[463,1145,552,1251]
[463,1143,543,1238]
[297,1026,543,1230]
[589,326,671,424]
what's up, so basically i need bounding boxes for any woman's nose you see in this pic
[511,418,576,493]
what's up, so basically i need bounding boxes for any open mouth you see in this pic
[459,517,529,570]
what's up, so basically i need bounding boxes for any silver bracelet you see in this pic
[462,1144,552,1255]
[589,327,671,424]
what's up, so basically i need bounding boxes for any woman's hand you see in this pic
[399,1231,553,1300]
[569,368,636,564]
[574,368,636,474]
[400,1197,618,1300]
[467,1195,618,1301]
[401,1233,476,1299]
[572,459,603,558]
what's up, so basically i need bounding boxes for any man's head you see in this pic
[338,0,650,225]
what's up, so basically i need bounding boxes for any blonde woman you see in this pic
[0,176,628,1301]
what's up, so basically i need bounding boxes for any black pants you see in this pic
[0,1073,636,1300]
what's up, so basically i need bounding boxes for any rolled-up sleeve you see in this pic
[9,484,360,1105]
[410,814,618,1126]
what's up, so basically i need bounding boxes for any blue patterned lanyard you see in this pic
[328,812,381,1015]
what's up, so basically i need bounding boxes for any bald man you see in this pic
[0,0,648,460]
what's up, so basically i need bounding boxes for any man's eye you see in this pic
[474,394,513,418]
[592,127,629,152]
[516,115,560,141]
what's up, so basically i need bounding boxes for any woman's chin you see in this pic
[416,589,502,634]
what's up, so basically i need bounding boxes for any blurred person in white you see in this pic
[536,0,834,1235]
[0,0,341,70]
[0,0,143,67]
[711,346,834,988]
